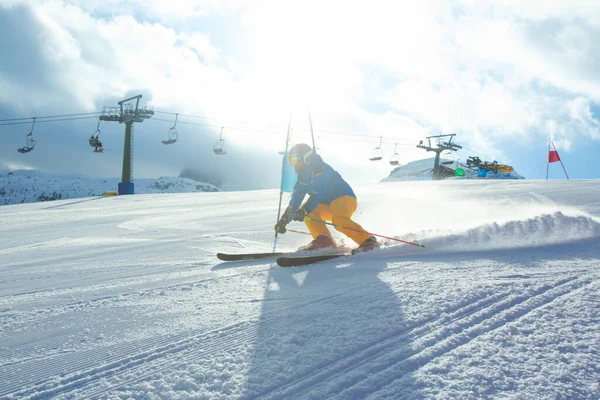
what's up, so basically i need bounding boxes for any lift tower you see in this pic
[100,95,154,195]
[416,134,462,180]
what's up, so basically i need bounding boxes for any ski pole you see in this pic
[273,113,293,252]
[286,228,312,235]
[306,217,426,247]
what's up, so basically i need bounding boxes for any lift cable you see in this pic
[151,116,419,143]
[153,110,420,143]
[1,110,419,144]
[0,109,495,160]
[153,110,286,130]
[150,117,288,136]
[0,111,101,123]
[0,115,101,127]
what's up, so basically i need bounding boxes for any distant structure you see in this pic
[100,95,154,195]
[416,134,462,180]
[466,156,516,177]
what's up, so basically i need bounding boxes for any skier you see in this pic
[94,138,103,153]
[89,134,103,152]
[275,143,380,253]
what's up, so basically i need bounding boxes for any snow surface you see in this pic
[1,179,599,399]
[0,170,219,206]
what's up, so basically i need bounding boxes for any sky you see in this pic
[1,179,599,398]
[1,0,600,187]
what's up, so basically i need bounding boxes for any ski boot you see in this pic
[298,234,337,251]
[351,236,381,255]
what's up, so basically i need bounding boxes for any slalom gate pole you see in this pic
[274,113,293,252]
[551,140,569,180]
[306,217,426,247]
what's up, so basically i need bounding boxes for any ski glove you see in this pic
[292,207,308,222]
[275,207,292,234]
[274,220,287,234]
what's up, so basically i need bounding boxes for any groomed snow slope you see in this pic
[1,179,599,399]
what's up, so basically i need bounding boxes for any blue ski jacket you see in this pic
[289,154,356,214]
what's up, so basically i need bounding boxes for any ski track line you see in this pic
[331,276,592,400]
[250,290,513,400]
[0,256,235,302]
[2,283,378,399]
[0,264,366,364]
[81,283,388,400]
[0,261,273,343]
[0,264,284,395]
[0,238,186,272]
[254,275,589,400]
[68,282,505,400]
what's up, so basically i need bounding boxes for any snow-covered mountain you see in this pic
[382,157,525,182]
[2,159,525,206]
[0,170,219,205]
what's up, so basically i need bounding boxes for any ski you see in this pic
[216,252,288,262]
[217,246,352,262]
[277,253,350,267]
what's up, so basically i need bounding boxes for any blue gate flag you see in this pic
[280,152,297,192]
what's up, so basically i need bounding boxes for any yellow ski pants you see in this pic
[304,196,371,245]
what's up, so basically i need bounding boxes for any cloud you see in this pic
[2,0,600,183]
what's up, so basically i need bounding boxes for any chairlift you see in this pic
[162,113,178,145]
[369,136,383,161]
[17,118,37,154]
[89,119,104,153]
[440,149,454,165]
[389,143,400,166]
[213,127,227,155]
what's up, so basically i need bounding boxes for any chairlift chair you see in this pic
[389,143,400,165]
[17,118,37,154]
[89,135,98,147]
[162,113,178,145]
[88,119,104,153]
[93,138,104,153]
[369,136,384,161]
[213,127,227,155]
[89,133,103,153]
[18,133,36,153]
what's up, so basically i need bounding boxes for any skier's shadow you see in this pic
[241,257,421,399]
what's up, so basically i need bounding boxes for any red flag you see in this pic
[548,150,560,163]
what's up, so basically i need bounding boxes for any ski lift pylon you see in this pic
[17,117,37,154]
[369,136,383,161]
[389,143,400,166]
[162,113,178,145]
[214,127,227,155]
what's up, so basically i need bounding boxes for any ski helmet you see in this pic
[288,143,313,164]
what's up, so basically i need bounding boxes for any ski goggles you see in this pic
[287,155,302,166]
